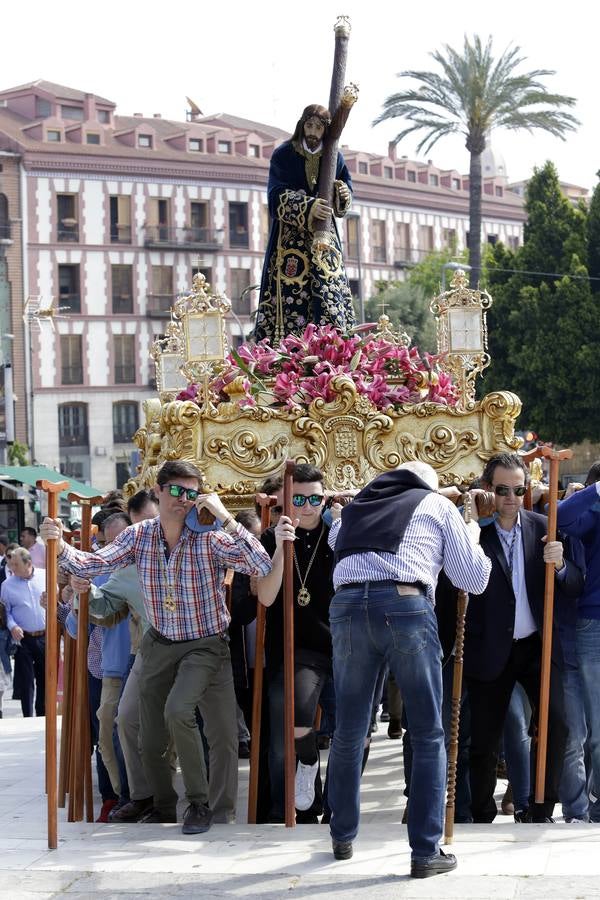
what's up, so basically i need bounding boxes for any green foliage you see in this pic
[588,172,600,290]
[7,441,29,466]
[484,162,600,444]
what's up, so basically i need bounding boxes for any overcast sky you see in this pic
[5,0,598,189]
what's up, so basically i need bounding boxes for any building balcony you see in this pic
[110,224,132,244]
[113,431,135,444]
[57,226,79,242]
[143,226,224,250]
[58,433,89,449]
[146,293,175,317]
[61,367,84,386]
[114,366,136,385]
[0,222,12,243]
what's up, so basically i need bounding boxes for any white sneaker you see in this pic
[295,760,319,811]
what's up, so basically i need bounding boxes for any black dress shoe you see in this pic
[410,849,457,878]
[110,797,153,822]
[332,839,353,860]
[387,717,402,739]
[182,802,213,834]
[139,807,177,824]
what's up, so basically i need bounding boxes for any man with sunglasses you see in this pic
[464,452,583,824]
[258,463,337,822]
[40,459,272,834]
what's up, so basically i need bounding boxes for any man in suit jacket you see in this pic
[464,452,583,823]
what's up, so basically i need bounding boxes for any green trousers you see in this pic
[139,628,238,821]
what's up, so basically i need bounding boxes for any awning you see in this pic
[0,465,103,501]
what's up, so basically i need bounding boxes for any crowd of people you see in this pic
[3,451,600,878]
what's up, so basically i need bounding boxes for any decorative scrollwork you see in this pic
[480,391,523,453]
[396,425,481,467]
[204,429,290,475]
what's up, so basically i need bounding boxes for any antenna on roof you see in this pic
[186,97,203,122]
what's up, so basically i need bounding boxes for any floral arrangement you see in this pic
[177,324,458,412]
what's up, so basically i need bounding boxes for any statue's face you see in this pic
[303,116,325,150]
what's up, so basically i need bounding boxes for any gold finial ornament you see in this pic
[334,15,351,36]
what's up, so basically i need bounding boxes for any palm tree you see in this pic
[374,35,579,286]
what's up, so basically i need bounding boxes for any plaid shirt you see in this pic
[58,518,272,642]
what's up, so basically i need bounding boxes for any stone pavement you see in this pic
[1,700,600,899]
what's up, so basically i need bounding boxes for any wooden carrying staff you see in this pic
[526,446,572,803]
[444,491,473,844]
[283,459,296,827]
[37,478,69,851]
[66,493,103,823]
[247,493,278,824]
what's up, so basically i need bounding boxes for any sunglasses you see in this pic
[163,484,200,501]
[292,494,325,508]
[494,484,527,497]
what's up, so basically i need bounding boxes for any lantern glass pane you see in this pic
[448,308,482,353]
[159,353,186,391]
[186,313,223,361]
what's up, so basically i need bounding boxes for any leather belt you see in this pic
[338,580,423,596]
[23,629,45,638]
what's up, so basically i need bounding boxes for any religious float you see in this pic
[125,268,522,503]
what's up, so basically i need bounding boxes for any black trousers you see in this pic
[467,632,567,822]
[14,634,45,718]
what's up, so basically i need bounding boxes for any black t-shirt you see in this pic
[262,521,335,673]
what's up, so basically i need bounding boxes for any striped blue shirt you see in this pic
[328,493,491,603]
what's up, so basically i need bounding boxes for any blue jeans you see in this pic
[576,618,600,820]
[559,665,590,818]
[503,683,531,812]
[328,582,445,863]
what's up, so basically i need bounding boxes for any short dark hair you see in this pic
[235,509,260,531]
[103,489,124,506]
[127,489,158,515]
[0,535,8,548]
[481,453,529,486]
[585,461,600,487]
[21,526,37,538]
[102,512,132,532]
[258,474,284,496]
[92,508,115,528]
[156,460,204,488]
[292,463,324,485]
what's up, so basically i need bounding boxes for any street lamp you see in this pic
[441,260,471,292]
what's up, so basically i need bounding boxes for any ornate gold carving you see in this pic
[480,391,523,454]
[204,429,290,475]
[396,425,481,468]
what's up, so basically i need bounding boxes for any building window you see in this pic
[189,201,209,242]
[346,216,360,260]
[189,138,204,152]
[98,109,111,124]
[47,130,61,142]
[113,401,139,443]
[147,197,169,241]
[348,278,360,298]
[110,195,132,243]
[407,170,416,183]
[507,235,520,251]
[261,205,270,247]
[487,234,498,245]
[35,97,51,118]
[148,265,173,314]
[452,177,461,190]
[371,220,387,263]
[495,185,503,197]
[112,265,134,314]
[58,264,81,313]
[138,133,153,148]
[0,193,9,241]
[358,161,368,175]
[218,140,231,154]
[418,225,434,256]
[429,174,439,187]
[57,194,79,242]
[442,228,457,252]
[86,133,101,145]
[230,268,251,312]
[61,335,83,385]
[229,202,249,248]
[115,461,131,489]
[394,222,410,261]
[384,166,393,179]
[61,105,84,121]
[114,334,136,384]
[58,403,88,446]
[249,144,260,158]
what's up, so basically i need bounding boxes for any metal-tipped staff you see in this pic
[444,491,472,844]
[247,493,278,824]
[37,478,69,850]
[283,459,296,827]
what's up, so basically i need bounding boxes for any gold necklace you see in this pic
[158,533,185,613]
[293,523,325,607]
